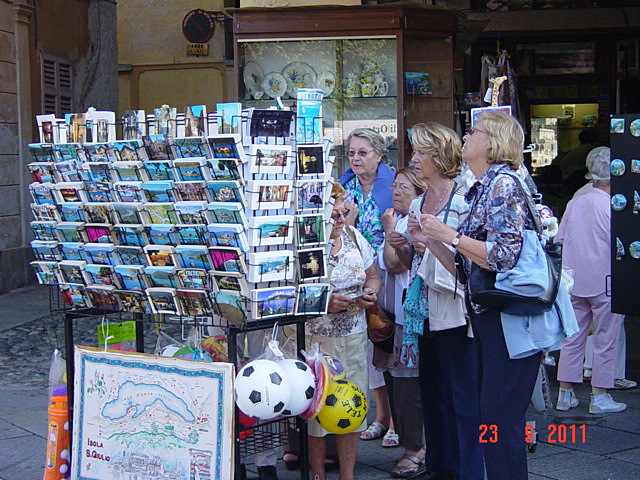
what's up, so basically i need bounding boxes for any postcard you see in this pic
[405,72,432,96]
[113,161,147,182]
[31,203,60,222]
[84,224,113,243]
[83,143,117,163]
[59,242,85,261]
[295,283,331,315]
[248,215,294,247]
[83,203,113,224]
[183,105,208,137]
[206,180,246,205]
[113,181,146,203]
[113,245,146,266]
[28,143,56,163]
[216,102,242,135]
[115,289,147,313]
[153,105,177,138]
[58,202,85,222]
[296,89,323,144]
[54,222,85,243]
[84,181,113,202]
[144,224,176,246]
[113,224,147,247]
[87,109,116,143]
[59,283,91,308]
[83,162,113,183]
[211,291,248,327]
[470,106,512,127]
[36,114,58,143]
[176,268,211,290]
[53,143,82,162]
[65,113,88,144]
[249,109,294,139]
[144,245,177,267]
[144,266,178,288]
[31,240,61,262]
[121,109,147,141]
[296,178,330,211]
[295,214,326,246]
[142,134,172,160]
[251,286,297,320]
[112,140,143,162]
[206,202,247,227]
[143,160,176,181]
[207,224,249,252]
[174,201,211,225]
[82,243,115,265]
[29,182,56,205]
[212,273,249,296]
[209,246,247,274]
[57,260,88,284]
[173,158,210,182]
[173,181,208,202]
[85,264,120,287]
[146,287,180,315]
[207,134,246,162]
[114,265,147,291]
[85,285,121,311]
[249,144,293,175]
[246,180,293,211]
[143,202,178,224]
[298,247,328,280]
[297,144,325,176]
[31,221,58,242]
[53,161,82,183]
[29,162,57,184]
[112,202,144,224]
[175,245,211,270]
[31,261,60,285]
[53,182,86,203]
[141,180,174,203]
[174,224,209,245]
[207,158,243,183]
[177,289,213,317]
[247,250,294,283]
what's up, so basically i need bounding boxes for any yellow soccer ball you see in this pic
[316,379,367,434]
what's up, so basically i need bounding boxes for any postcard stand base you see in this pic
[49,286,310,480]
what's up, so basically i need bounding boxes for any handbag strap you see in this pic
[442,183,457,225]
[501,171,543,235]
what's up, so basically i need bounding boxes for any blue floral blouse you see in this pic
[344,176,385,253]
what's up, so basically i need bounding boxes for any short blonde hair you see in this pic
[396,167,427,195]
[331,181,347,202]
[477,111,524,170]
[409,122,462,178]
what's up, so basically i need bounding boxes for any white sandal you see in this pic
[360,421,388,440]
[382,429,400,448]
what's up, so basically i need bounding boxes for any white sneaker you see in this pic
[613,378,638,390]
[556,389,579,411]
[589,393,627,414]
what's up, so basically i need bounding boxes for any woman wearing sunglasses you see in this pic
[339,127,397,446]
[411,112,541,480]
[305,182,381,480]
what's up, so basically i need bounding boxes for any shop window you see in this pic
[41,55,73,116]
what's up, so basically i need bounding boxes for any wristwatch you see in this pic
[451,232,463,248]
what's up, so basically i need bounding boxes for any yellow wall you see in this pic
[117,0,228,115]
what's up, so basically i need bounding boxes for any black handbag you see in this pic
[465,173,562,315]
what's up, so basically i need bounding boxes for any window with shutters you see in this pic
[41,55,73,116]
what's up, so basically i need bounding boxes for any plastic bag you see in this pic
[97,320,136,352]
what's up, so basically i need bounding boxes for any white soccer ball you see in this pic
[278,358,316,416]
[235,359,292,420]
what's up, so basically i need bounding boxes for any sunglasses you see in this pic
[347,149,374,158]
[330,209,350,221]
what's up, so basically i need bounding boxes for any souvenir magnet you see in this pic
[611,194,627,211]
[610,159,626,177]
[610,118,625,134]
[631,159,640,174]
[630,119,640,137]
[634,191,640,215]
[616,237,625,260]
[630,241,640,259]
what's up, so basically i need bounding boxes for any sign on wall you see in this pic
[71,346,234,480]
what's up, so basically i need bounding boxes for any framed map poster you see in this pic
[71,346,234,480]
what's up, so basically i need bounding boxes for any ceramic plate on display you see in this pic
[316,71,336,97]
[243,62,264,97]
[262,72,288,99]
[281,62,316,98]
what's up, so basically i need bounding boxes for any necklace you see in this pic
[423,179,453,215]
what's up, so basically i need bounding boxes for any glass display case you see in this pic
[232,4,456,172]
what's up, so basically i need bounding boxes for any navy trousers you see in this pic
[471,308,541,480]
[419,326,484,480]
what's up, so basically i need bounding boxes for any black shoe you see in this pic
[257,465,279,480]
